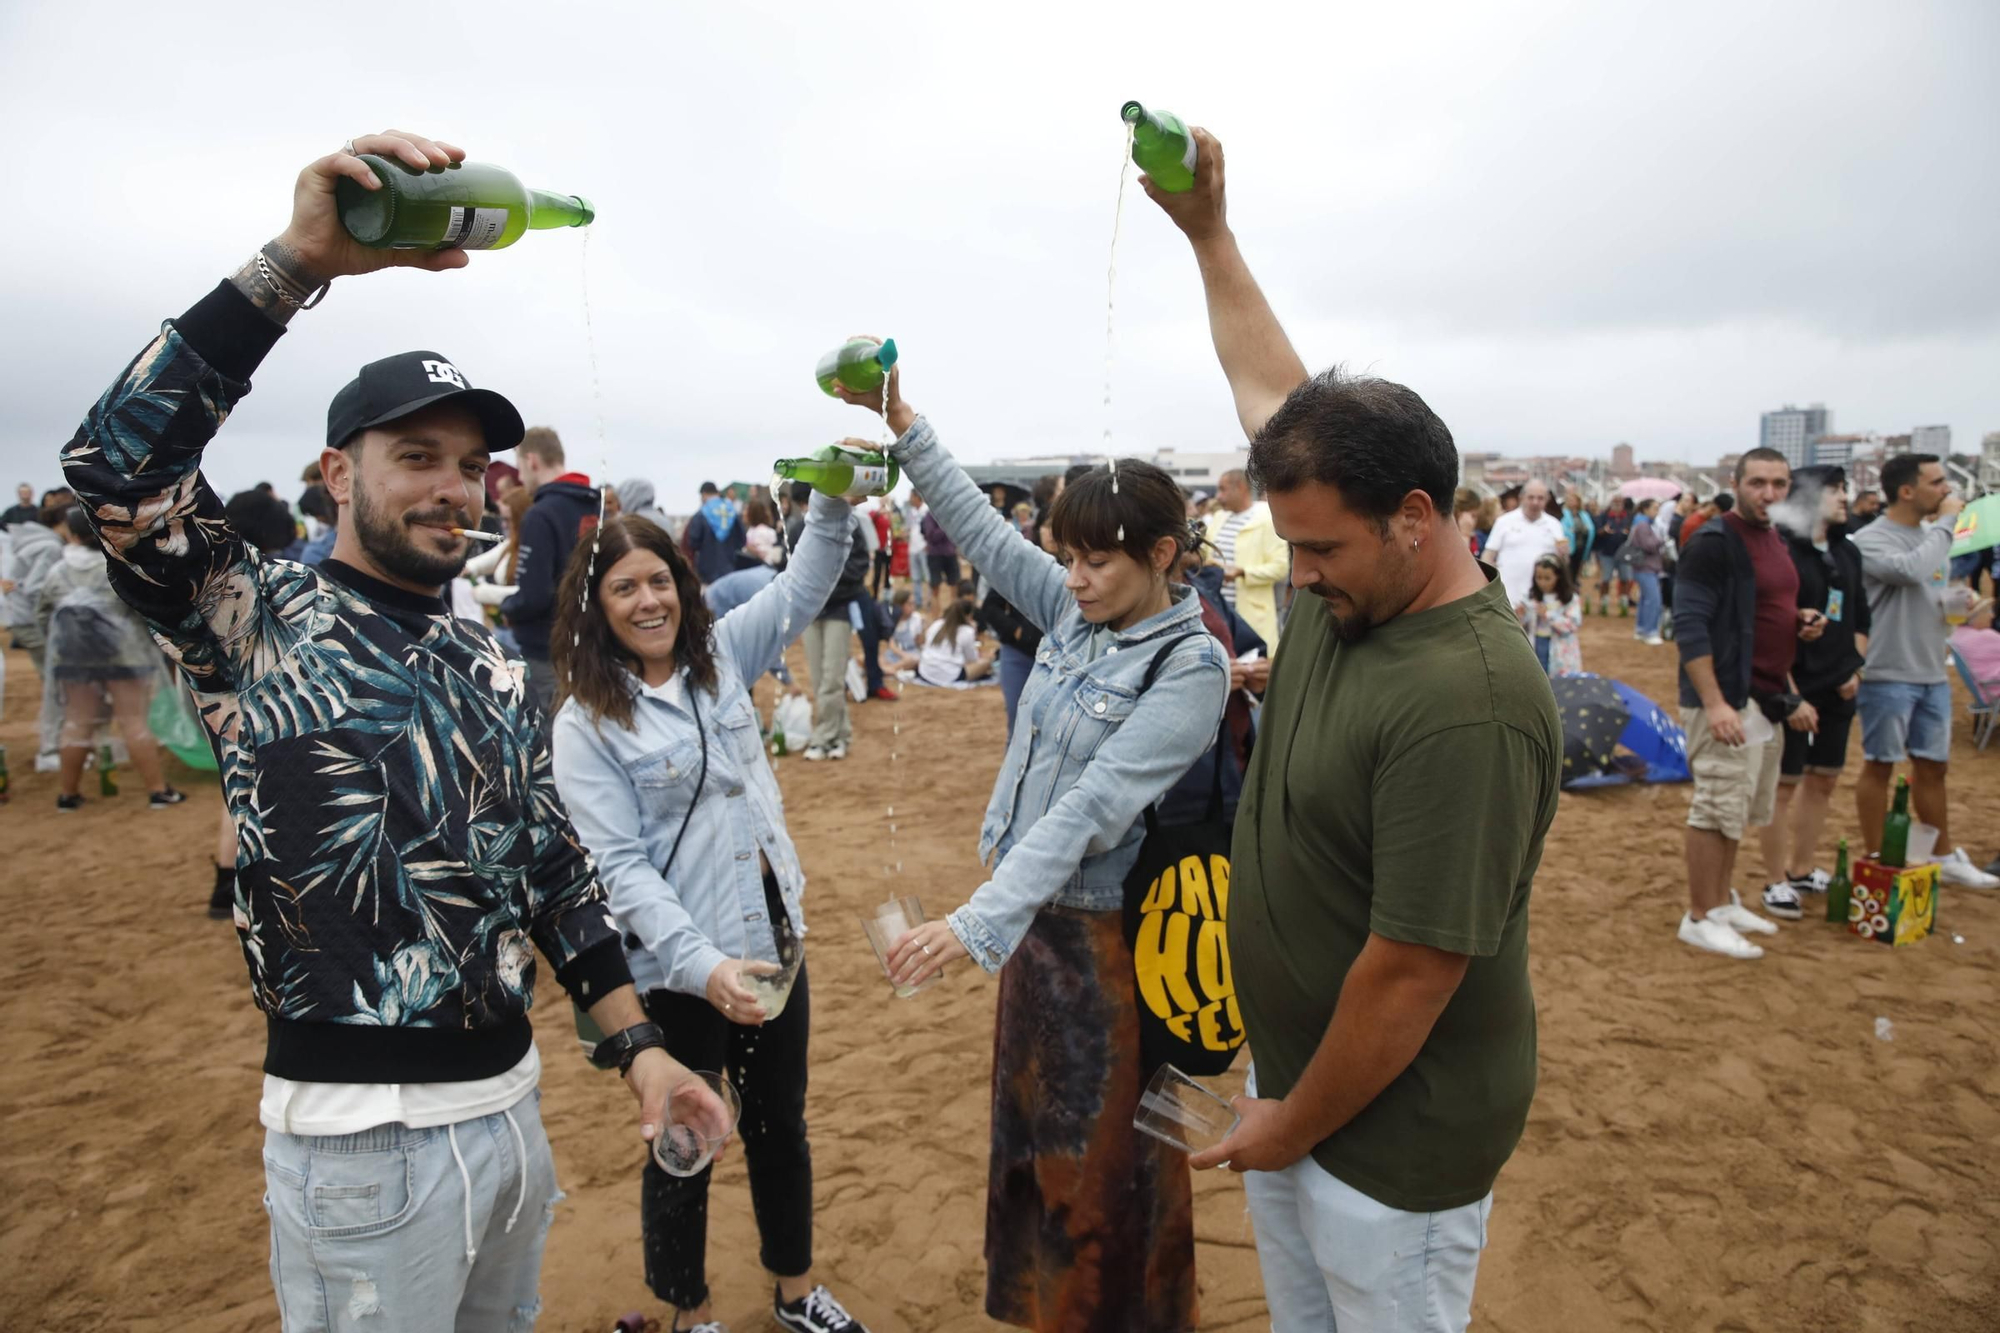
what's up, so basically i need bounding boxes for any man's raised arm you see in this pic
[1142,128,1310,441]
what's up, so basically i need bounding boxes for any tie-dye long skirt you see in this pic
[983,904,1198,1333]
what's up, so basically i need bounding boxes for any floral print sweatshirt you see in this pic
[60,280,631,1083]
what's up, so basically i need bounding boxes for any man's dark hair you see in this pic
[1880,453,1939,505]
[62,505,92,542]
[699,482,719,497]
[1499,484,1523,505]
[1031,473,1061,514]
[1714,492,1735,513]
[298,483,338,526]
[1063,463,1096,486]
[1734,447,1789,484]
[1247,368,1457,534]
[789,481,811,506]
[226,489,299,555]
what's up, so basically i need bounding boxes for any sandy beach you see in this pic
[1,611,1995,1332]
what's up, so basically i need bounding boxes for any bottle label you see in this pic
[443,207,510,250]
[845,466,889,497]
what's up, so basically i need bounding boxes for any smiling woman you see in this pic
[546,499,875,1329]
[554,517,718,727]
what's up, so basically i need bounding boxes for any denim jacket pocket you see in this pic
[629,738,706,825]
[1061,680,1139,766]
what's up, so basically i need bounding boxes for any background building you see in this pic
[1760,404,1831,468]
[1911,424,1952,456]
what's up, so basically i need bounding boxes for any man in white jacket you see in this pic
[1482,480,1568,616]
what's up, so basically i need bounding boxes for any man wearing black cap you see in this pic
[60,129,724,1327]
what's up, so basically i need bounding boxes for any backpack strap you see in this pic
[1135,631,1210,837]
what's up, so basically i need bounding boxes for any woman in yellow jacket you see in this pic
[1203,473,1290,646]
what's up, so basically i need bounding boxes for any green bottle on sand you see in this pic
[1880,777,1911,868]
[337,155,593,251]
[1825,840,1853,925]
[1121,102,1197,193]
[98,743,118,797]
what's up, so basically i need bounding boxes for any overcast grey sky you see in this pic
[2,0,1995,507]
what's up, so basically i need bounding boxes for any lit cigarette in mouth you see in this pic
[450,527,502,544]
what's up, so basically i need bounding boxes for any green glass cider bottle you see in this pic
[1824,840,1853,925]
[774,445,901,501]
[98,743,118,797]
[815,338,899,397]
[337,155,594,251]
[1880,776,1912,868]
[1121,101,1197,193]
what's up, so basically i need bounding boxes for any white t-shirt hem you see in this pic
[259,1044,542,1138]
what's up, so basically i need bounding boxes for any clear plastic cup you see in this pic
[862,896,941,998]
[1133,1064,1240,1154]
[741,914,805,1022]
[651,1070,741,1177]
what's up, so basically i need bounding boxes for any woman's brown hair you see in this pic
[929,596,981,653]
[499,487,533,584]
[553,517,719,730]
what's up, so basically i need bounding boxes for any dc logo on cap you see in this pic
[423,360,467,390]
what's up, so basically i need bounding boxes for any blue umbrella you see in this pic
[1552,674,1689,789]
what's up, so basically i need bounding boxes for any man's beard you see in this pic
[1311,585,1376,645]
[1311,544,1423,646]
[351,484,471,589]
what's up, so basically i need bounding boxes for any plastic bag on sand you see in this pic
[774,692,813,750]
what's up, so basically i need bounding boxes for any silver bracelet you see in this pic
[255,251,330,311]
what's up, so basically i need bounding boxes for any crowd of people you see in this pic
[1,120,1994,1333]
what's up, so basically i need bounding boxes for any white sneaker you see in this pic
[828,743,848,761]
[1757,881,1802,921]
[1679,912,1764,959]
[1788,867,1831,893]
[803,745,828,762]
[1642,634,1665,646]
[1715,891,1782,934]
[1939,848,2000,889]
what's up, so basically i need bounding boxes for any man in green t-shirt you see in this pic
[1144,131,1559,1332]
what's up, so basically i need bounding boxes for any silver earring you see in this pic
[1412,539,1420,550]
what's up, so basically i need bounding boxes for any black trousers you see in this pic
[639,964,814,1309]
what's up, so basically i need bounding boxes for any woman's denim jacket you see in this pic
[890,417,1230,973]
[550,492,855,997]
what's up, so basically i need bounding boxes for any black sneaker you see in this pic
[775,1285,867,1333]
[1761,880,1804,920]
[1787,868,1831,894]
[56,794,84,813]
[150,787,187,809]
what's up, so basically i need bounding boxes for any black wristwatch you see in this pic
[590,1021,668,1076]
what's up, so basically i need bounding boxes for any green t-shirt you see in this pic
[1230,569,1559,1212]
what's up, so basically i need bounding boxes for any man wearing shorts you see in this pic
[1761,466,1868,915]
[1673,449,1819,957]
[1849,454,1999,888]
